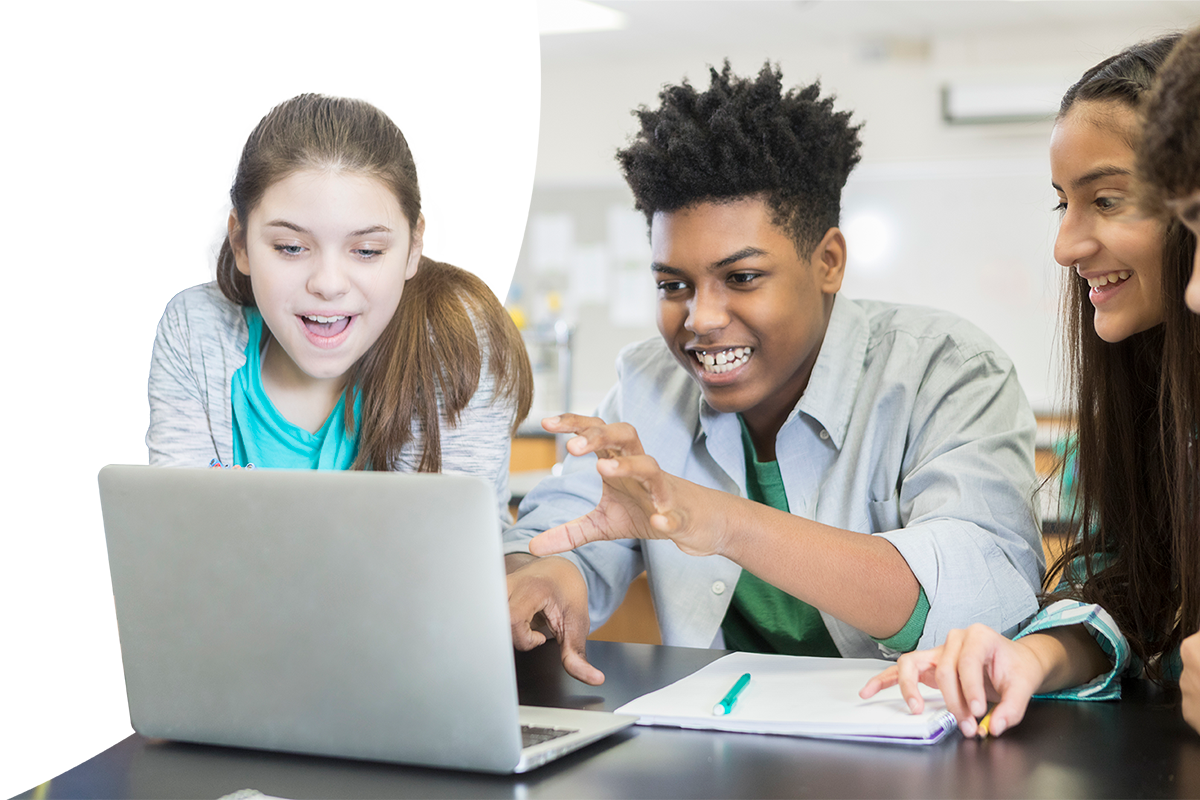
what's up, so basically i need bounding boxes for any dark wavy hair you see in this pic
[216,94,531,471]
[615,61,862,254]
[1138,26,1200,215]
[1046,34,1200,681]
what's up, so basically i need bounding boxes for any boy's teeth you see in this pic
[305,314,346,323]
[6,27,50,42]
[695,347,753,374]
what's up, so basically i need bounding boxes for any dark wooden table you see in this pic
[17,641,1200,799]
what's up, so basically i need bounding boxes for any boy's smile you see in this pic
[651,197,845,454]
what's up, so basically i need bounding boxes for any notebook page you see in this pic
[616,652,956,742]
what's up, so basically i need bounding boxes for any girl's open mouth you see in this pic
[1087,270,1131,299]
[301,314,352,338]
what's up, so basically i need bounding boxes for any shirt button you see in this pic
[820,430,830,440]
[712,581,726,595]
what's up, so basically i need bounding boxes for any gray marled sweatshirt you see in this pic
[146,282,516,520]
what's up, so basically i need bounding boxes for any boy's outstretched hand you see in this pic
[528,414,731,559]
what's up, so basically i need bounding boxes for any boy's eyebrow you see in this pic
[1051,166,1131,193]
[651,247,768,274]
[712,247,767,269]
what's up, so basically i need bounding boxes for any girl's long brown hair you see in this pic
[215,94,531,471]
[1046,34,1200,680]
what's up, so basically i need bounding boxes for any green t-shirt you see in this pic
[720,416,931,655]
[720,417,842,657]
[230,308,360,470]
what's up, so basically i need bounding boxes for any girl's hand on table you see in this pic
[859,624,1049,738]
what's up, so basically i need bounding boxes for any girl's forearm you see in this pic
[1020,627,1113,694]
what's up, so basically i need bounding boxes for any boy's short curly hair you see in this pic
[616,61,863,254]
[1138,26,1200,214]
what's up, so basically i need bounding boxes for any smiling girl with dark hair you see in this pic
[863,33,1200,738]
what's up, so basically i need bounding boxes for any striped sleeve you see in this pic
[1014,598,1129,701]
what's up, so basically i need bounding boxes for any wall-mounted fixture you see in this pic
[941,80,1067,125]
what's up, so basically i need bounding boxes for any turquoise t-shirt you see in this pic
[230,308,360,470]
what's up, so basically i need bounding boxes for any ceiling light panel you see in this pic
[410,0,628,35]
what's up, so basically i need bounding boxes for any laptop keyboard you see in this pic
[521,724,578,748]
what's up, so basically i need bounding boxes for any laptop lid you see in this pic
[100,465,531,772]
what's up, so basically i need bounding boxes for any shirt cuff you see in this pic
[873,586,930,652]
[1015,599,1127,701]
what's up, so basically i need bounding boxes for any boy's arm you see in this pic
[503,383,645,684]
[531,344,1041,647]
[532,415,919,638]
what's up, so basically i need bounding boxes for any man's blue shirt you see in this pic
[7,25,135,236]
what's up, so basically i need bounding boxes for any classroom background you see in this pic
[8,1,1200,797]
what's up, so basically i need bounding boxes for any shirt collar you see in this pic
[695,294,869,452]
[793,295,867,450]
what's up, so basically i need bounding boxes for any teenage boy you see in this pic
[505,63,1043,685]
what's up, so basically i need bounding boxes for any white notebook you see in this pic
[615,652,958,745]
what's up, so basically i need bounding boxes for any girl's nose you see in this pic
[1053,211,1101,269]
[307,255,351,299]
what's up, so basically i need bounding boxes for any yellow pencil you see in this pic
[977,706,996,737]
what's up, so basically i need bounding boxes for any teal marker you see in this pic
[712,672,751,716]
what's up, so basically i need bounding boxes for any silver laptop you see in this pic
[98,465,635,773]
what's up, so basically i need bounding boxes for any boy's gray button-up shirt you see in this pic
[504,295,1043,659]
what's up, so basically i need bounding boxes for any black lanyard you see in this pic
[28,65,62,206]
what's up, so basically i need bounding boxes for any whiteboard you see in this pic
[841,157,1064,411]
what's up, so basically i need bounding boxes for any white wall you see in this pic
[532,3,1200,411]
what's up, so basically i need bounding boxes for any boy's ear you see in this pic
[405,213,425,280]
[809,226,847,294]
[228,212,251,277]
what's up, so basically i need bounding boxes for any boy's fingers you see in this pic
[596,454,664,491]
[558,624,605,686]
[544,417,646,460]
[529,517,608,554]
[541,413,604,434]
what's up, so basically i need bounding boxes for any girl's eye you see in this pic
[656,280,688,293]
[1053,201,1067,213]
[274,244,305,256]
[729,272,759,286]
[1095,197,1121,212]
[354,249,385,258]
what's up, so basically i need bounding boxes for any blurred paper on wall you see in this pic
[611,265,656,327]
[531,213,575,274]
[570,243,610,307]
